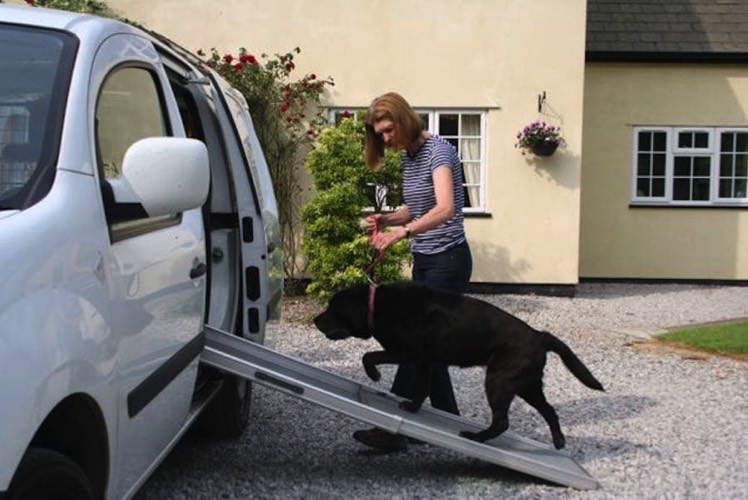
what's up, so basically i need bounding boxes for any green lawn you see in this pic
[656,321,748,360]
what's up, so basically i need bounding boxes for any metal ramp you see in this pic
[201,326,599,490]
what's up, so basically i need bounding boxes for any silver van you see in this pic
[0,4,281,498]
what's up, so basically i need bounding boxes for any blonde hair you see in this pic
[364,92,424,169]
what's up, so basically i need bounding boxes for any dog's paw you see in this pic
[553,434,566,449]
[399,400,422,413]
[459,430,482,442]
[364,365,381,382]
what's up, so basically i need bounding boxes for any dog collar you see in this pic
[367,284,378,331]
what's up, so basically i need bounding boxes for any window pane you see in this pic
[678,132,692,148]
[96,67,166,178]
[736,155,747,176]
[736,179,747,198]
[673,178,690,200]
[438,114,458,136]
[737,133,748,152]
[460,138,481,161]
[446,137,458,151]
[636,178,650,197]
[721,132,734,152]
[652,178,665,197]
[674,156,691,176]
[418,113,429,130]
[637,153,651,175]
[462,114,481,135]
[653,154,666,176]
[653,132,666,151]
[694,157,711,176]
[638,131,651,151]
[719,179,733,198]
[694,132,709,148]
[693,178,710,200]
[720,154,734,176]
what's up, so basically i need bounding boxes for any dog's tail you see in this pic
[541,332,605,391]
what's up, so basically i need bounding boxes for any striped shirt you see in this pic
[401,135,466,254]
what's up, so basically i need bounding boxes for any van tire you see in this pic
[6,447,95,500]
[197,375,252,438]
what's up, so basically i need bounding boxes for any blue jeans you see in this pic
[390,241,472,415]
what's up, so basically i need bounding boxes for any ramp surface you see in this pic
[201,326,599,490]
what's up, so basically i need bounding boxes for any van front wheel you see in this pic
[6,447,95,500]
[197,374,252,438]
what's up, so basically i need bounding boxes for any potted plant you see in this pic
[515,120,566,157]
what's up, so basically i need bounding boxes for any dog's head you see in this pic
[313,285,371,341]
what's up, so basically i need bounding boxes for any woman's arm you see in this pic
[370,165,454,250]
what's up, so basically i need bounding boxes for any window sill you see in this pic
[629,202,748,209]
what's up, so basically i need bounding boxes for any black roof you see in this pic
[586,0,748,62]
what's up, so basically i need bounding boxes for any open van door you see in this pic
[206,71,283,343]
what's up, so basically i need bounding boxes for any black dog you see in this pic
[313,282,604,449]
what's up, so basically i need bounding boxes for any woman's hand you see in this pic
[364,214,385,233]
[370,226,408,251]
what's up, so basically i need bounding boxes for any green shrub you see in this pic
[302,117,411,300]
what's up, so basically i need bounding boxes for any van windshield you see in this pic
[0,23,76,210]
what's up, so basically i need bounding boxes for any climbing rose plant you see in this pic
[200,47,334,288]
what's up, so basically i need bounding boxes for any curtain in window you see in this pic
[460,114,481,208]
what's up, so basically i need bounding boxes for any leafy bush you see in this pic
[302,117,411,300]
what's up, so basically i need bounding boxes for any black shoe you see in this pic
[353,428,408,452]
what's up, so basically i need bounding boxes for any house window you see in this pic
[632,127,748,206]
[330,108,486,212]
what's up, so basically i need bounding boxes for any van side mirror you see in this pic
[107,137,209,218]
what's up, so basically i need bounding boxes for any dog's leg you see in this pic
[518,380,565,449]
[362,351,415,382]
[460,369,514,442]
[398,361,433,413]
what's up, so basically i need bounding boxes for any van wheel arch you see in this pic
[18,395,109,499]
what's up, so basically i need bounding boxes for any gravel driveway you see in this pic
[135,283,747,499]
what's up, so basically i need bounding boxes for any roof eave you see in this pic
[586,51,748,64]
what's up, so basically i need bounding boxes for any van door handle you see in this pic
[190,262,207,279]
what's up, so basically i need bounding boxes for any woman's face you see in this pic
[373,119,403,150]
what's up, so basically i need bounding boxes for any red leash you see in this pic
[367,283,377,331]
[365,219,383,330]
[364,219,386,278]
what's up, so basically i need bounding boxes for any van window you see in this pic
[96,67,168,178]
[0,24,76,209]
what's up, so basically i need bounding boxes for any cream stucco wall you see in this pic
[106,0,588,285]
[581,63,748,279]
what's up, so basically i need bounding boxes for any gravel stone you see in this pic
[135,283,748,499]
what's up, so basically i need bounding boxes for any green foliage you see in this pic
[302,117,411,301]
[656,321,748,358]
[22,0,118,16]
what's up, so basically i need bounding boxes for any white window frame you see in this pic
[328,108,488,213]
[631,126,748,207]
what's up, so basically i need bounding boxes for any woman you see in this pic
[354,92,473,451]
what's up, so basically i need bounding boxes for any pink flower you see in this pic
[279,102,291,113]
[233,63,243,71]
[223,54,233,63]
[240,54,257,65]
